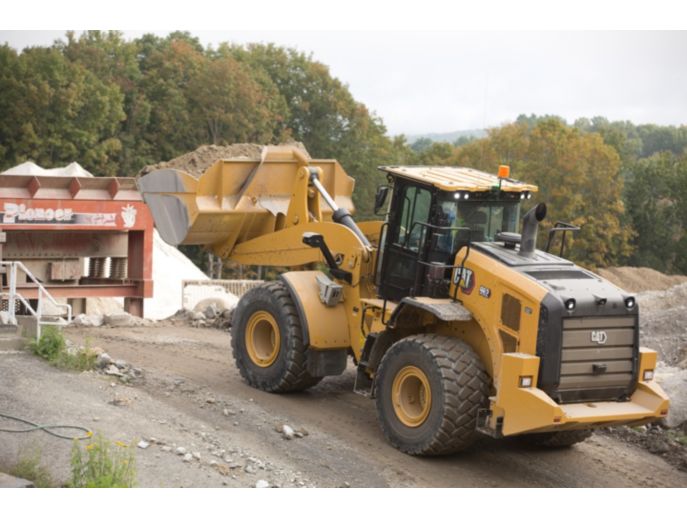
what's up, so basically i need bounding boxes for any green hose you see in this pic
[0,412,92,441]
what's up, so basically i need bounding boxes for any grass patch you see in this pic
[70,433,137,488]
[667,429,687,446]
[30,326,97,371]
[8,448,55,488]
[55,347,97,371]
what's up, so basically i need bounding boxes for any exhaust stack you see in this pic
[519,203,547,258]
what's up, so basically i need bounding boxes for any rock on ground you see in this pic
[103,313,150,327]
[72,313,105,327]
[0,472,34,488]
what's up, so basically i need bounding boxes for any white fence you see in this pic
[181,279,265,311]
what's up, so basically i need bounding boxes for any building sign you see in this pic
[1,202,130,228]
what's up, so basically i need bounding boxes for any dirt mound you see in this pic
[638,282,687,367]
[139,142,311,178]
[596,266,687,293]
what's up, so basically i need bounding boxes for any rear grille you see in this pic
[560,316,636,392]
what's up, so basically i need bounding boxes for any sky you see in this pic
[1,30,686,136]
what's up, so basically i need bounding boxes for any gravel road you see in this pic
[1,323,685,488]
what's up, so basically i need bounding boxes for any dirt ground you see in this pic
[2,323,686,488]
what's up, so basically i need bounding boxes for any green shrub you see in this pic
[30,326,65,362]
[70,433,137,488]
[30,327,97,371]
[9,448,54,488]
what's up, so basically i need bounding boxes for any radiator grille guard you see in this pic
[558,316,637,401]
[536,305,639,404]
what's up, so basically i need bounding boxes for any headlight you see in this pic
[625,297,636,309]
[643,369,654,381]
[564,298,576,311]
[519,376,533,388]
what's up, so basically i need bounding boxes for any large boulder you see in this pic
[103,313,148,327]
[72,313,105,327]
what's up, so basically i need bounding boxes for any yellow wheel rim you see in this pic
[391,365,432,427]
[245,310,280,368]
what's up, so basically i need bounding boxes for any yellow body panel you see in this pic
[440,248,548,384]
[281,271,351,350]
[489,348,668,435]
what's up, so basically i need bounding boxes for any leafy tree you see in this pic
[624,152,687,273]
[135,36,205,162]
[61,31,152,174]
[574,117,642,168]
[453,118,632,268]
[417,142,454,164]
[410,137,433,153]
[187,54,284,145]
[0,44,125,175]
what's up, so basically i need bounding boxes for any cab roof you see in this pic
[378,165,538,193]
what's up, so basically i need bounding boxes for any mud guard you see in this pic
[279,271,350,350]
[388,297,472,327]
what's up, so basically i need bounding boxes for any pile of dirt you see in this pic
[139,141,311,178]
[596,266,687,293]
[601,425,687,472]
[638,282,687,367]
[636,279,687,434]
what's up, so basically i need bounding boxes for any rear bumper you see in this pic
[487,349,669,436]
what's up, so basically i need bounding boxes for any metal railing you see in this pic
[181,279,264,310]
[0,261,72,339]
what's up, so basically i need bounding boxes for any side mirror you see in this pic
[374,185,390,215]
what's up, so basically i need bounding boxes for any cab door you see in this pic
[378,181,433,301]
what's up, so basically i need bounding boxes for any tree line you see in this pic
[1,32,685,274]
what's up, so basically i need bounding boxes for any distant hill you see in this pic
[405,129,487,144]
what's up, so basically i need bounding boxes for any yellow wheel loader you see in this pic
[139,146,669,455]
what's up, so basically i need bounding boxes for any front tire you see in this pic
[231,280,321,392]
[375,334,490,455]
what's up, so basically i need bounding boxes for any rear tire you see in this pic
[375,334,490,455]
[231,280,321,392]
[518,429,592,448]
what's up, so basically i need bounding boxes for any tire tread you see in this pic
[376,333,490,455]
[232,280,320,393]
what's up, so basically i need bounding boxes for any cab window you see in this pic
[393,185,432,251]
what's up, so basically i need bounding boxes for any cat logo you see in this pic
[591,330,608,345]
[453,267,475,295]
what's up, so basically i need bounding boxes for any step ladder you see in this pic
[0,261,72,339]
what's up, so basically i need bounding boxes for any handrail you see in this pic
[0,260,72,339]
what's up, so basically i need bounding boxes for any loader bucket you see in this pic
[137,146,356,255]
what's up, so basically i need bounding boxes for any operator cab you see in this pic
[375,166,537,301]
